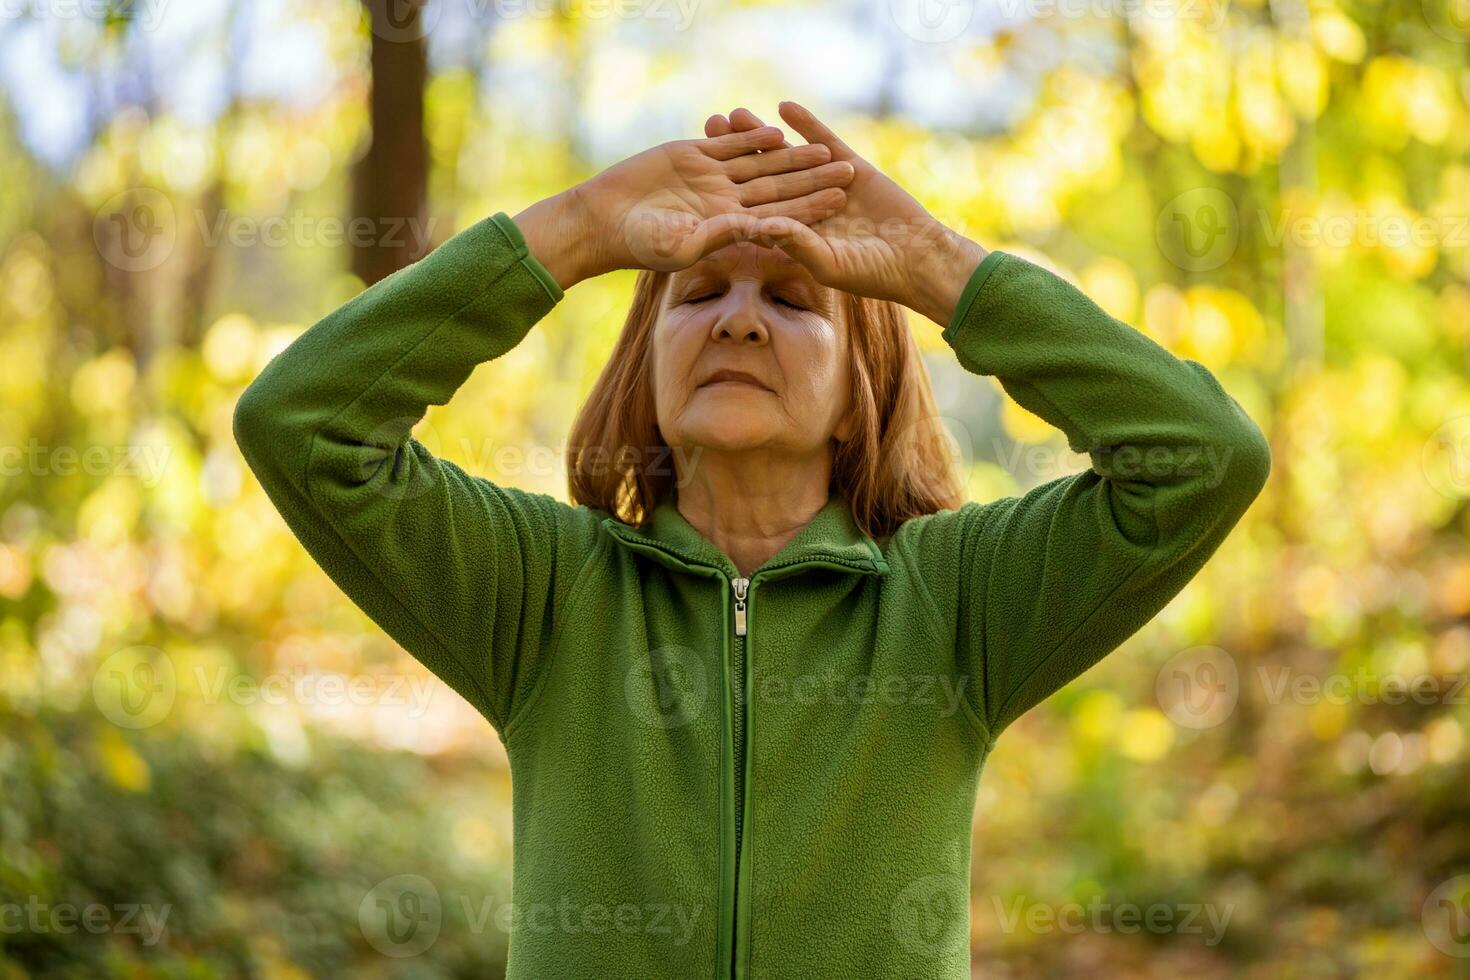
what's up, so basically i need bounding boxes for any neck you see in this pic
[673,447,832,578]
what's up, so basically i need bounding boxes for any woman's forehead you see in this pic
[671,242,812,283]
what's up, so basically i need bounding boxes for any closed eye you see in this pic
[681,289,806,310]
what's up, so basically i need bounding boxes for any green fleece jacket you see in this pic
[233,211,1270,978]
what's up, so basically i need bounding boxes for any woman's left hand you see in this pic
[704,102,989,326]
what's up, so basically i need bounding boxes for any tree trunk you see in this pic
[351,0,430,285]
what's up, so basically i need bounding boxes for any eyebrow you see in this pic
[668,270,837,319]
[671,260,815,292]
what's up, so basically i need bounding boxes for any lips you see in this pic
[699,369,772,391]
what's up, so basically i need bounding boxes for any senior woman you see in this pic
[234,101,1270,978]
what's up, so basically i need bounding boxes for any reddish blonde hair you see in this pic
[565,269,965,540]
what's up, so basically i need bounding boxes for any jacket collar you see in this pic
[601,491,890,580]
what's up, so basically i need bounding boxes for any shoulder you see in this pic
[469,480,613,563]
[880,500,990,564]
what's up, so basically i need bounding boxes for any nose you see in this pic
[709,284,770,346]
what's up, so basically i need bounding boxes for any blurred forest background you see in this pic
[2,0,1469,976]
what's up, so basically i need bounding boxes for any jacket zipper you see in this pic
[733,576,749,637]
[595,519,884,980]
[729,575,750,980]
[727,559,880,980]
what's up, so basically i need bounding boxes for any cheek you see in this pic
[651,315,701,412]
[780,320,849,408]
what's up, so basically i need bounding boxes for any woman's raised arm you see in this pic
[233,210,596,736]
[914,251,1271,740]
[712,101,1271,741]
[232,128,855,736]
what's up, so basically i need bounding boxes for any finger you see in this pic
[745,215,836,275]
[777,100,858,162]
[746,186,848,225]
[737,160,854,209]
[729,107,763,129]
[685,211,768,262]
[723,141,832,182]
[704,114,732,138]
[701,125,787,160]
[730,107,791,149]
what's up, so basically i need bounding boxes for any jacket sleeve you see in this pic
[232,211,601,737]
[907,250,1271,741]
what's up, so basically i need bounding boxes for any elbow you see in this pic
[232,381,269,462]
[1179,360,1271,510]
[232,378,316,501]
[1248,423,1272,491]
[1233,417,1272,498]
[232,377,298,484]
[1208,416,1271,519]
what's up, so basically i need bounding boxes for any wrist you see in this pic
[906,224,988,327]
[513,186,603,291]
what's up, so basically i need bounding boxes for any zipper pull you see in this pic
[732,576,749,636]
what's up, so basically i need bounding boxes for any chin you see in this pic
[680,425,777,453]
[667,410,781,453]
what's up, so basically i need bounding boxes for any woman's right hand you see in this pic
[704,103,987,326]
[515,126,855,288]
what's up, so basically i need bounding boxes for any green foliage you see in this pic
[2,0,1469,976]
[0,702,512,978]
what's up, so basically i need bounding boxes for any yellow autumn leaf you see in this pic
[98,729,151,793]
